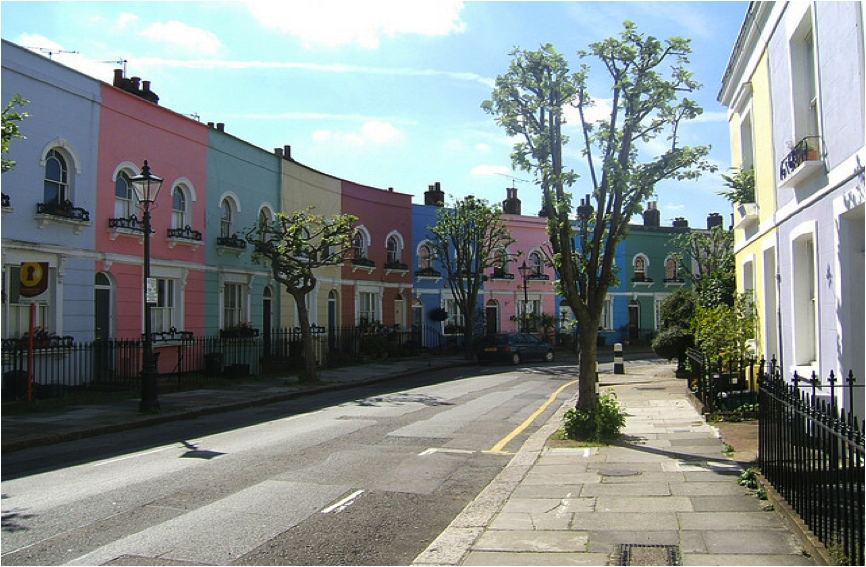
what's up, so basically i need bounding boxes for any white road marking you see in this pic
[321,490,364,514]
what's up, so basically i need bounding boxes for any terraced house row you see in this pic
[2,39,711,370]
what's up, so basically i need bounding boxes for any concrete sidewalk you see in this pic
[414,362,819,566]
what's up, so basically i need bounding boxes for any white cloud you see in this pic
[313,120,404,148]
[246,0,466,49]
[117,13,139,29]
[140,21,224,56]
[475,143,491,152]
[471,165,511,177]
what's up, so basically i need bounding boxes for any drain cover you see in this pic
[599,469,642,477]
[614,544,681,566]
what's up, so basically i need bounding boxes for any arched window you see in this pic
[172,187,187,229]
[115,170,135,218]
[634,255,648,282]
[220,199,234,237]
[665,257,678,281]
[387,235,400,264]
[418,244,432,270]
[44,149,69,204]
[353,232,366,259]
[530,251,544,277]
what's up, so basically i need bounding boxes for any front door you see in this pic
[628,301,640,341]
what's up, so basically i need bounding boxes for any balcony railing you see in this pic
[415,267,442,278]
[491,268,514,280]
[108,215,146,232]
[779,135,822,184]
[528,273,550,281]
[351,257,375,268]
[37,200,90,222]
[167,225,203,241]
[384,260,409,271]
[216,234,247,249]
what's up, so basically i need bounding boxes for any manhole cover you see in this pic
[613,544,681,566]
[599,469,642,477]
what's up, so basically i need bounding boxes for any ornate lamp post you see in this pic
[518,260,530,333]
[129,160,163,412]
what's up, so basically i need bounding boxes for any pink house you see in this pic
[340,180,413,328]
[483,188,556,335]
[96,74,209,371]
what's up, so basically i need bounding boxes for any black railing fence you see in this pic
[2,325,445,403]
[686,348,758,413]
[758,357,864,566]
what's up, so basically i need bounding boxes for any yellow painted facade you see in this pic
[729,50,779,360]
[278,159,345,329]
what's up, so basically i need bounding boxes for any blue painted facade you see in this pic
[1,40,102,341]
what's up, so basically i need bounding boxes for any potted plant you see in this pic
[429,307,448,323]
[220,321,259,338]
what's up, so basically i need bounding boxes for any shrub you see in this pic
[651,326,693,362]
[562,392,626,443]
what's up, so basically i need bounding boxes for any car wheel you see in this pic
[510,352,521,366]
[544,350,555,362]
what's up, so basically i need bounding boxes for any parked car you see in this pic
[476,333,555,365]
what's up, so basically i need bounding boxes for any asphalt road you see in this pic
[1,363,579,566]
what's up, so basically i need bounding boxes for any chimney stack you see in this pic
[274,148,283,157]
[283,145,292,160]
[502,186,521,215]
[112,69,159,104]
[643,201,661,227]
[707,212,723,230]
[673,217,689,228]
[424,181,445,207]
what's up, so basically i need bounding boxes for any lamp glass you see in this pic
[129,160,164,203]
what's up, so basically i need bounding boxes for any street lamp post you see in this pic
[518,260,530,333]
[129,160,163,413]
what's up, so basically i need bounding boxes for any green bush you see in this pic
[651,325,693,362]
[562,392,626,443]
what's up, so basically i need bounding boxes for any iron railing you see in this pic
[758,357,864,566]
[2,325,446,403]
[686,348,758,413]
[779,135,822,182]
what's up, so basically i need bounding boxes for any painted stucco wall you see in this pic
[205,130,280,333]
[97,83,209,339]
[1,40,101,340]
[279,159,343,328]
[341,180,413,327]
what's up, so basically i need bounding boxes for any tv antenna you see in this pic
[27,46,79,60]
[494,172,531,188]
[102,58,129,76]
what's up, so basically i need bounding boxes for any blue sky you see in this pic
[1,1,747,227]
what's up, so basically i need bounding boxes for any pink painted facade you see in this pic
[96,82,209,363]
[483,213,556,334]
[340,180,414,327]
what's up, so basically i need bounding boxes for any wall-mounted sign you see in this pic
[19,262,49,299]
[146,277,159,303]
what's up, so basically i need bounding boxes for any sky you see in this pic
[1,0,748,227]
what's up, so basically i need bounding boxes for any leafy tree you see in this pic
[718,167,755,204]
[654,288,697,371]
[692,294,757,367]
[427,196,515,359]
[672,225,734,287]
[482,23,714,411]
[2,95,29,173]
[246,209,357,381]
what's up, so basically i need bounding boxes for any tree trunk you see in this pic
[462,311,475,361]
[576,317,601,412]
[294,294,318,382]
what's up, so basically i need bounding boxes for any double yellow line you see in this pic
[486,379,578,454]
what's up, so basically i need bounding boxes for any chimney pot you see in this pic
[284,145,292,159]
[216,123,225,132]
[208,122,215,128]
[142,80,151,92]
[113,68,123,86]
[275,148,283,157]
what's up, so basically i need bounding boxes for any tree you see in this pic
[671,225,734,293]
[2,95,29,173]
[482,23,714,411]
[427,196,515,360]
[246,209,357,381]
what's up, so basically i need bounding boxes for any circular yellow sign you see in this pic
[20,262,46,287]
